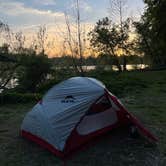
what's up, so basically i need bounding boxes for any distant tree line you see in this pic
[0,0,166,93]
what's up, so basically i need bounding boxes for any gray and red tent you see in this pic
[21,77,157,158]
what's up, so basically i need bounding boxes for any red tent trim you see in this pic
[21,130,65,158]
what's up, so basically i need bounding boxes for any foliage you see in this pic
[0,21,52,93]
[0,44,18,90]
[89,17,132,71]
[37,25,47,55]
[0,92,42,104]
[0,20,9,31]
[134,0,166,67]
[87,70,148,97]
[17,53,52,93]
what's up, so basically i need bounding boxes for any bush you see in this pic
[87,70,148,97]
[36,79,60,94]
[0,92,42,104]
[17,54,52,93]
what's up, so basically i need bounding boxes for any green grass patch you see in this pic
[0,70,166,165]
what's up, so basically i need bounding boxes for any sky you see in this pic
[0,0,145,56]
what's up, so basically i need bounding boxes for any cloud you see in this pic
[67,0,93,16]
[33,0,56,6]
[0,0,64,26]
[0,1,62,17]
[81,1,93,13]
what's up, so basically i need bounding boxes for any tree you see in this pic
[89,17,131,72]
[0,20,10,38]
[89,17,121,71]
[63,0,86,76]
[109,0,132,71]
[0,21,53,92]
[13,31,26,54]
[134,0,166,67]
[108,0,127,25]
[76,0,84,75]
[0,21,11,60]
[0,44,18,90]
[37,25,47,55]
[133,20,155,65]
[17,53,52,92]
[64,13,80,74]
[0,22,19,90]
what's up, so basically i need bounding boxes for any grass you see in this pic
[0,70,166,166]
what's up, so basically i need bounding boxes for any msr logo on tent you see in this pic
[61,95,76,103]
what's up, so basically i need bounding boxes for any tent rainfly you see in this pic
[21,77,158,158]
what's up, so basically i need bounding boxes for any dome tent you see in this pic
[21,77,157,158]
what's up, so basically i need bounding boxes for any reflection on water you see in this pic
[113,64,148,71]
[84,64,148,71]
[0,78,18,93]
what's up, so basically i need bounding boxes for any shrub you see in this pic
[36,79,60,94]
[0,92,42,104]
[17,54,52,93]
[87,70,148,97]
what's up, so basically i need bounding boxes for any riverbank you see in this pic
[0,70,166,165]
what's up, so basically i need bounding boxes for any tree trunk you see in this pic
[76,0,85,77]
[115,57,122,72]
[109,47,122,72]
[123,55,127,71]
